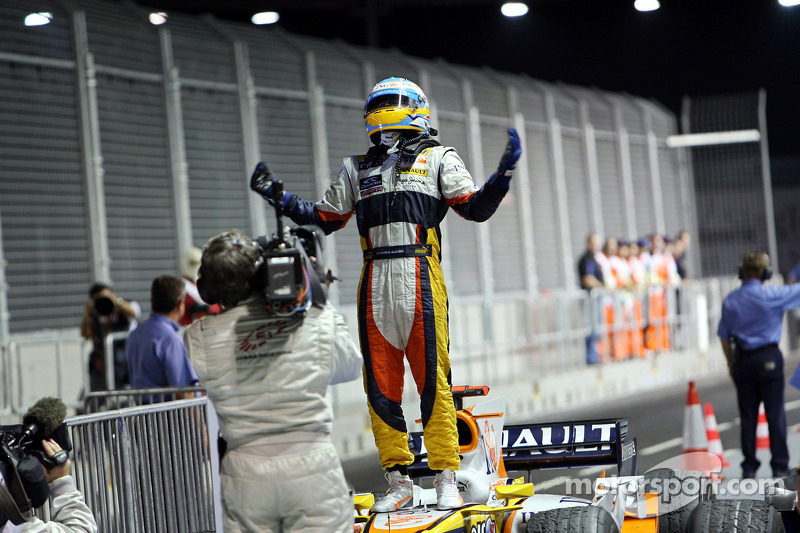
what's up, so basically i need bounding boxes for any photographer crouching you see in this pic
[184,227,362,532]
[0,398,97,532]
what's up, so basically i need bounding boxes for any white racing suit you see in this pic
[184,297,362,533]
[1,476,98,533]
[283,138,508,472]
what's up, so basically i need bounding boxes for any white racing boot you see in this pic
[434,468,464,510]
[370,470,414,513]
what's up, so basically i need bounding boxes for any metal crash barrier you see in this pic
[3,333,87,416]
[83,386,205,414]
[65,396,216,533]
[0,276,749,419]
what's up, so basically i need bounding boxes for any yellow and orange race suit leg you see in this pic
[358,252,460,472]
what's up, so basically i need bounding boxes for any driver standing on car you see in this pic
[184,229,362,532]
[250,77,521,512]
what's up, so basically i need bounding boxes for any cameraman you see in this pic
[80,283,140,392]
[1,439,97,533]
[184,229,362,533]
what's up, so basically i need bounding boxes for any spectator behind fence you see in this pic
[717,252,800,479]
[672,232,691,349]
[578,233,604,365]
[0,439,98,533]
[185,229,363,532]
[178,247,221,327]
[674,230,692,281]
[80,283,140,392]
[125,275,198,402]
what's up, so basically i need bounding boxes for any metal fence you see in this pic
[82,385,205,413]
[0,276,745,420]
[682,90,777,276]
[2,332,88,417]
[64,397,216,533]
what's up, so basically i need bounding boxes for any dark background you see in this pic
[134,0,799,164]
[135,0,800,271]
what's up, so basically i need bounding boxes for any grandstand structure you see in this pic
[0,0,695,341]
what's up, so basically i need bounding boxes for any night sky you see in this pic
[137,0,799,167]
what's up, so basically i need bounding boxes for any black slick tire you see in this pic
[686,499,784,532]
[642,468,714,533]
[526,505,619,533]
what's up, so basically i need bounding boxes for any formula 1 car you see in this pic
[353,386,658,533]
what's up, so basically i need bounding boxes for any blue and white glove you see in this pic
[488,128,522,189]
[250,162,292,207]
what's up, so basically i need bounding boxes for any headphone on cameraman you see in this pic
[737,252,773,282]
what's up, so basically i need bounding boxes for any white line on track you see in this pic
[638,399,800,457]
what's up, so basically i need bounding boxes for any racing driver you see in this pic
[250,77,521,512]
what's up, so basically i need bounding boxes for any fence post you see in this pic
[696,292,709,354]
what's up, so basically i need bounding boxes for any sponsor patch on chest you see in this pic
[359,174,384,197]
[400,166,429,177]
[358,158,383,170]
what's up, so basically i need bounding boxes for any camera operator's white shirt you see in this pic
[184,297,362,533]
[1,476,97,533]
[184,297,363,451]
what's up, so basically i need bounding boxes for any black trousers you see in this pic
[731,344,789,476]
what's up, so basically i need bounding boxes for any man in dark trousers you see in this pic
[578,233,605,364]
[717,252,800,479]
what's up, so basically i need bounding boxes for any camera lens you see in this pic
[94,296,115,316]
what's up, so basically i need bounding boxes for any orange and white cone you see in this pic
[681,382,719,476]
[704,402,730,469]
[756,403,770,450]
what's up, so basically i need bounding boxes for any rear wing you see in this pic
[409,418,637,478]
[501,418,637,475]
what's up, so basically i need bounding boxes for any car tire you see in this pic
[526,505,619,533]
[642,468,714,533]
[686,499,785,532]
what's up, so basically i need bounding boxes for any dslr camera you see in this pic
[92,296,116,316]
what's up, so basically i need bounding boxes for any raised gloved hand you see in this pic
[250,162,287,206]
[488,128,522,189]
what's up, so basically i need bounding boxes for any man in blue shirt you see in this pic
[126,275,198,401]
[718,252,800,479]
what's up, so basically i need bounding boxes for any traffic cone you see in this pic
[681,382,719,476]
[683,382,708,453]
[756,403,770,450]
[704,403,730,468]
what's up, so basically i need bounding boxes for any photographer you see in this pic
[185,229,362,532]
[1,439,97,533]
[80,283,140,392]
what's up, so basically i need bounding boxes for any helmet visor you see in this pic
[365,94,419,116]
